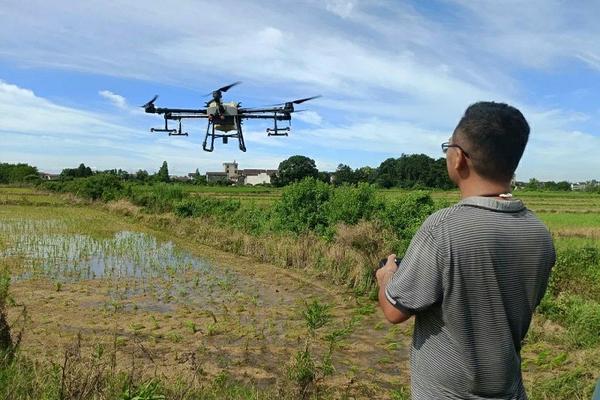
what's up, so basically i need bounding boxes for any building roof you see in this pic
[206,171,228,176]
[240,169,277,176]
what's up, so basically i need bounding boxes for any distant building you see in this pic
[204,161,276,185]
[239,169,277,185]
[571,182,588,191]
[223,161,239,181]
[169,175,191,182]
[206,171,229,183]
[39,172,60,180]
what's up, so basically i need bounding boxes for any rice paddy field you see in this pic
[0,186,599,399]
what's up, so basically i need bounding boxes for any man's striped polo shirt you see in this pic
[385,196,555,399]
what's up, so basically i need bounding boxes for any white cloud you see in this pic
[294,111,323,126]
[0,80,139,138]
[324,0,356,18]
[99,90,127,109]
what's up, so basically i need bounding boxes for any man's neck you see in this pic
[459,178,512,199]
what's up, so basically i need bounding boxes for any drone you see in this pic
[142,82,320,152]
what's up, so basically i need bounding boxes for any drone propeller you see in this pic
[268,95,321,107]
[204,81,242,97]
[290,95,321,104]
[217,81,241,93]
[141,95,159,108]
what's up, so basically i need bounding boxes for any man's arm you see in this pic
[376,254,412,324]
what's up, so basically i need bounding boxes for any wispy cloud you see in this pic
[99,90,127,109]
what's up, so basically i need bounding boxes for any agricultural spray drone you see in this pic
[142,82,320,152]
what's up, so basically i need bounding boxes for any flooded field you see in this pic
[0,190,412,398]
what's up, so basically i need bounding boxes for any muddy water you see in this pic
[2,218,411,398]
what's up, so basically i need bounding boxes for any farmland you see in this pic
[1,184,599,399]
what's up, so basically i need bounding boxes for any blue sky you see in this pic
[1,0,599,181]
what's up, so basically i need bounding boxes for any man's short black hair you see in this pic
[453,101,530,182]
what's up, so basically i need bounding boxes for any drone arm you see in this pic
[154,107,208,115]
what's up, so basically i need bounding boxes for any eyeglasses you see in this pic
[441,141,470,158]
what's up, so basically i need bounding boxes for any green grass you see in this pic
[537,212,600,229]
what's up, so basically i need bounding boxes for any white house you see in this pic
[202,162,276,185]
[240,169,277,185]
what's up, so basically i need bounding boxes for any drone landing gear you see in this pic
[203,116,246,152]
[151,117,188,136]
[169,119,188,136]
[266,114,290,136]
[267,127,290,136]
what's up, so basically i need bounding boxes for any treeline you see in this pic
[2,158,598,192]
[271,154,453,189]
[59,162,174,183]
[518,178,572,191]
[0,163,38,184]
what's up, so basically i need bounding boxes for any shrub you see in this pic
[376,191,436,243]
[81,174,124,201]
[128,183,185,213]
[325,183,383,226]
[273,178,332,234]
[40,174,124,201]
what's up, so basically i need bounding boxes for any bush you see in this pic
[273,178,332,234]
[326,183,383,226]
[128,183,185,213]
[80,174,124,201]
[40,174,124,201]
[376,191,436,241]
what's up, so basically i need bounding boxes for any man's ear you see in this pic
[453,149,469,178]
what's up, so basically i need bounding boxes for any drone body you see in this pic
[142,82,320,152]
[206,101,239,133]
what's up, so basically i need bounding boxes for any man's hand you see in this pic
[377,253,411,324]
[376,253,399,288]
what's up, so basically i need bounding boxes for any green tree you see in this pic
[60,163,93,179]
[374,154,452,189]
[555,181,572,191]
[375,158,399,188]
[0,163,38,183]
[192,168,206,185]
[333,164,356,186]
[354,166,377,184]
[156,161,170,183]
[273,155,319,187]
[135,169,150,182]
[526,178,543,190]
[318,171,332,184]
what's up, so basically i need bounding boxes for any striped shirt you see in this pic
[385,196,555,399]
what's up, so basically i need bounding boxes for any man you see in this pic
[376,102,555,399]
